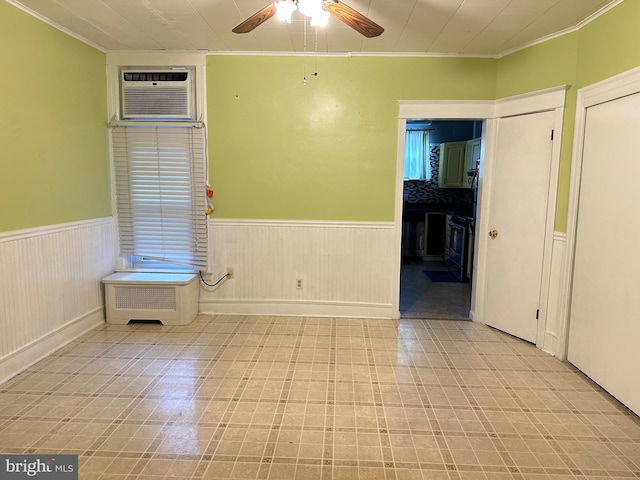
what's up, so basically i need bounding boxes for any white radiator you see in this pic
[103,272,199,325]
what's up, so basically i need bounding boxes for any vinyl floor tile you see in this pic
[1,315,639,479]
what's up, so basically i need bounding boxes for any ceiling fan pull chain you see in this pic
[314,25,319,77]
[303,17,307,85]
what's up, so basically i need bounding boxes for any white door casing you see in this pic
[394,101,495,320]
[564,67,640,416]
[396,88,565,353]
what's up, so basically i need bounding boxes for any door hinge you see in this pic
[536,309,540,320]
[551,129,554,141]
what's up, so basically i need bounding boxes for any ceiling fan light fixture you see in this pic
[233,0,383,38]
[274,0,296,23]
[310,8,330,27]
[297,0,324,19]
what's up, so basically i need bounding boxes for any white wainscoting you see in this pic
[200,219,397,318]
[0,218,114,383]
[539,232,567,357]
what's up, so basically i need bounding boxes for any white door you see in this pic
[483,111,555,343]
[568,91,640,416]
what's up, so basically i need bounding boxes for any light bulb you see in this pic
[310,8,330,27]
[297,0,323,18]
[274,0,296,23]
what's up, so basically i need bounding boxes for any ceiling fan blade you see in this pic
[325,1,384,38]
[232,3,277,34]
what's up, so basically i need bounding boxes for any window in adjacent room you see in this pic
[404,128,431,180]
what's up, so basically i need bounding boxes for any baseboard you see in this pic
[0,307,105,384]
[199,299,393,319]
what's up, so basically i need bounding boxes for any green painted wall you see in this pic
[207,55,496,221]
[576,0,640,88]
[496,0,640,232]
[209,1,640,227]
[3,0,637,232]
[496,34,580,232]
[0,2,109,233]
[495,33,580,99]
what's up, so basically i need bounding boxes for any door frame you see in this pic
[558,65,640,360]
[393,87,566,351]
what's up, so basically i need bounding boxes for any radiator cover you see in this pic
[103,272,199,325]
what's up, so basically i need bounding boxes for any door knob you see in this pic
[489,230,499,239]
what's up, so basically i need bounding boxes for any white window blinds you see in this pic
[111,123,208,271]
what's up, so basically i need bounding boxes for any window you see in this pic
[404,129,431,180]
[111,124,208,271]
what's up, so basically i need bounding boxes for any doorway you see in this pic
[399,120,482,319]
[394,90,565,346]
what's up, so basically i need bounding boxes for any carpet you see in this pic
[424,270,459,283]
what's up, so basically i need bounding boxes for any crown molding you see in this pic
[496,0,624,58]
[6,0,107,52]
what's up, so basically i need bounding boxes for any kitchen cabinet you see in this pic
[402,212,446,260]
[438,138,481,188]
[438,142,466,187]
[402,210,425,259]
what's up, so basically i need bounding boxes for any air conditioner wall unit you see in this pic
[120,68,196,120]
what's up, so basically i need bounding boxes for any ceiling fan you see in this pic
[232,0,384,38]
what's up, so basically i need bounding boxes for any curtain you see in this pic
[111,123,208,271]
[404,129,431,180]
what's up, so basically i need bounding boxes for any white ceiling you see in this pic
[10,0,620,56]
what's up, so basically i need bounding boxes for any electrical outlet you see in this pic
[296,278,303,289]
[227,267,234,279]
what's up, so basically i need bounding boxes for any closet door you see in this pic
[568,91,640,416]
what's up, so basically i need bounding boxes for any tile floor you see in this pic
[1,315,639,480]
[400,260,471,320]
